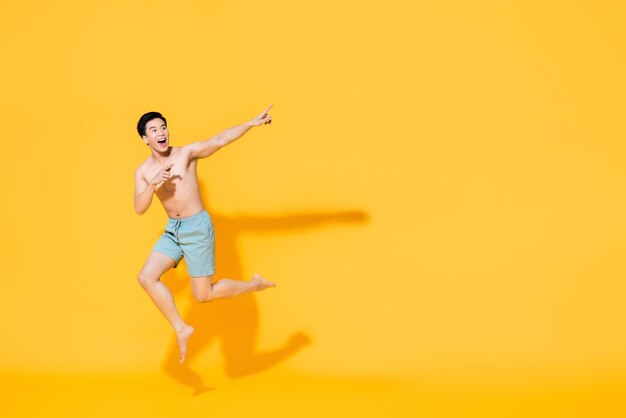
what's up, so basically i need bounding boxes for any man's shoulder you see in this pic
[135,157,150,171]
[172,145,191,155]
[171,145,194,162]
[135,157,154,178]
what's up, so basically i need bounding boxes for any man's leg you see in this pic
[190,274,276,303]
[138,251,194,363]
[184,210,275,303]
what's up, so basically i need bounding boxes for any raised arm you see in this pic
[186,104,273,160]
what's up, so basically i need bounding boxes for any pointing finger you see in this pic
[262,104,273,114]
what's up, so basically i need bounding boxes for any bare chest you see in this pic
[145,158,198,198]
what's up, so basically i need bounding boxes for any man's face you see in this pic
[142,118,169,151]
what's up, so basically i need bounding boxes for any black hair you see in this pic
[137,112,167,138]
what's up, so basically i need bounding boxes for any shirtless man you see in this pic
[134,105,276,363]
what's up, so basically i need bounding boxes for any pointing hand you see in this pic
[149,163,174,186]
[250,104,273,126]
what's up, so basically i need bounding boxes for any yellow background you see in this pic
[2,0,626,416]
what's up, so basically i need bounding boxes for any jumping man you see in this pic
[134,105,276,363]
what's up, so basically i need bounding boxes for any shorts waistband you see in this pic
[167,210,209,223]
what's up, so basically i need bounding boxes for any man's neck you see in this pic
[150,146,173,165]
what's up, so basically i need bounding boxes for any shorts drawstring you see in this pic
[173,219,182,241]
[167,210,209,241]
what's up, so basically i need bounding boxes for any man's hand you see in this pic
[149,163,174,186]
[249,104,273,126]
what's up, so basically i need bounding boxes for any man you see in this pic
[134,105,276,363]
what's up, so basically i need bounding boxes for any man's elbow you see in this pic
[134,202,147,215]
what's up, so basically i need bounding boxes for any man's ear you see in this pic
[142,135,149,145]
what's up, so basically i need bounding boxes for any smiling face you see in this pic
[142,118,169,152]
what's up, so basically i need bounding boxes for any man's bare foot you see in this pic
[175,325,195,363]
[250,274,277,292]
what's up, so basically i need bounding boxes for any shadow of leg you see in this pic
[221,331,311,377]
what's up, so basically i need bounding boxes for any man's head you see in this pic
[137,111,169,151]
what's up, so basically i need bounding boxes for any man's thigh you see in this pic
[180,216,215,278]
[139,251,177,281]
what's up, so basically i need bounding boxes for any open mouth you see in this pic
[157,138,167,145]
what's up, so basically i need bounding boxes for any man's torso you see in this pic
[140,146,205,218]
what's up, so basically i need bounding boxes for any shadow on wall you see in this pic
[159,183,369,394]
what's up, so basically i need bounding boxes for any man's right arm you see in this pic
[134,167,156,215]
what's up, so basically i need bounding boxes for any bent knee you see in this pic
[194,293,214,303]
[137,272,158,288]
[190,275,214,303]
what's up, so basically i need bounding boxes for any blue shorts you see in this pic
[152,210,215,277]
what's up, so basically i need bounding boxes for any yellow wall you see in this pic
[2,0,626,416]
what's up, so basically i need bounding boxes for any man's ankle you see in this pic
[174,324,188,333]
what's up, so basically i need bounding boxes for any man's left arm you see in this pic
[186,104,273,160]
